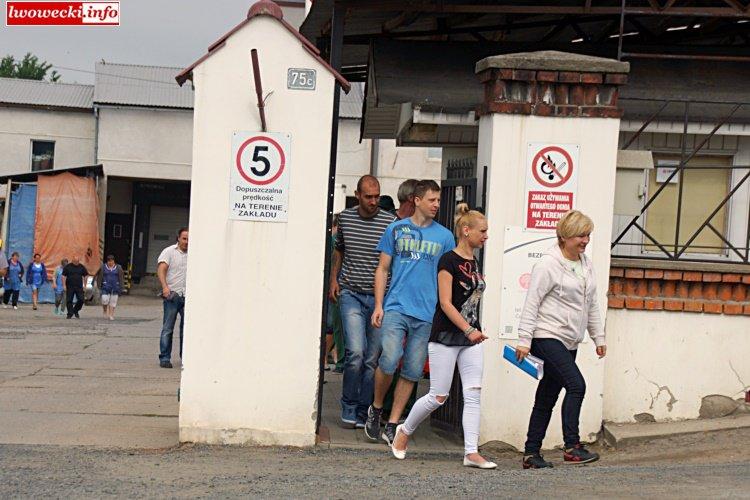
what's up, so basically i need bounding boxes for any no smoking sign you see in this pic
[525,143,579,231]
[230,132,291,223]
[531,146,574,188]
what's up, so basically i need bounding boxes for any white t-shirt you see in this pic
[157,244,188,295]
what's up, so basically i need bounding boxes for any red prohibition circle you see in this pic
[531,146,574,188]
[235,136,286,186]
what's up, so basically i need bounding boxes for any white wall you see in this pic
[0,107,95,174]
[334,119,442,204]
[478,113,620,450]
[179,15,335,447]
[97,106,193,181]
[604,309,750,422]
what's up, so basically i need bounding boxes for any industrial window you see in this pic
[31,140,55,171]
[644,155,731,255]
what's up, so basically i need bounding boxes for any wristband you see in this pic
[463,326,476,337]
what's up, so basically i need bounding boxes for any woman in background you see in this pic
[26,253,48,311]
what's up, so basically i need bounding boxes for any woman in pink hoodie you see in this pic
[516,210,607,469]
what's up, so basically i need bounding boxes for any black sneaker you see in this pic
[74,312,80,318]
[563,444,599,464]
[364,405,382,441]
[382,423,397,446]
[522,453,554,469]
[160,360,173,369]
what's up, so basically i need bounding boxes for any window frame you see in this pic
[30,139,56,172]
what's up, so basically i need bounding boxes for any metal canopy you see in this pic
[302,0,750,82]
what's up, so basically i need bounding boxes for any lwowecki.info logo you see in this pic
[6,1,120,26]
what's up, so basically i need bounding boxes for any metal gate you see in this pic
[431,158,478,436]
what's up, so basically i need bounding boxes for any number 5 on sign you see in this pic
[229,132,291,223]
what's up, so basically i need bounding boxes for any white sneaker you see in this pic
[463,456,497,469]
[13,306,18,310]
[109,316,114,321]
[2,304,6,309]
[390,424,407,460]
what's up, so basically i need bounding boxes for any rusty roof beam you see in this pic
[341,2,750,18]
[722,0,749,13]
[382,11,421,32]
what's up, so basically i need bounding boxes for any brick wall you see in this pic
[476,68,627,119]
[608,267,750,315]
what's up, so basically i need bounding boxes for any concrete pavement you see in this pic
[0,296,180,448]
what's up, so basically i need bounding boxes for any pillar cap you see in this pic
[248,0,283,20]
[476,51,629,75]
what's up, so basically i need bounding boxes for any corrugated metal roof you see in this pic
[0,77,93,109]
[339,81,363,119]
[94,62,194,109]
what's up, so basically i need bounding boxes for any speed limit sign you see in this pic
[230,132,291,222]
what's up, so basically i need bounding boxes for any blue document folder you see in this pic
[503,344,544,380]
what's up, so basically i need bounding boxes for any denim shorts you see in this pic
[378,310,431,382]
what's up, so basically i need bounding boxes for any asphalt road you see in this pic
[1,437,749,499]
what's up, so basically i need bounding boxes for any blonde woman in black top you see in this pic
[389,204,496,469]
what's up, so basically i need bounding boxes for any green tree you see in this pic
[0,53,60,82]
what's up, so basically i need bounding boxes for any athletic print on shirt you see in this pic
[392,225,444,263]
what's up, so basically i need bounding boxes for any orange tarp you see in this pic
[34,172,101,277]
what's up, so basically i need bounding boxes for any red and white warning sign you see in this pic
[525,143,579,230]
[230,131,291,222]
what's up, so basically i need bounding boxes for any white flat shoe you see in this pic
[463,456,497,469]
[390,424,407,460]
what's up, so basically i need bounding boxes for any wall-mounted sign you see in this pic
[656,160,680,184]
[287,68,316,90]
[230,132,291,222]
[525,143,579,231]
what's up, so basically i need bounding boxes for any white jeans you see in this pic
[402,341,484,455]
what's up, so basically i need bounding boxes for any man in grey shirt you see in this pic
[157,227,188,368]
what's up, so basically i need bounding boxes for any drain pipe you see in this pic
[251,49,267,132]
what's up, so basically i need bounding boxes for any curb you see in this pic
[603,413,750,447]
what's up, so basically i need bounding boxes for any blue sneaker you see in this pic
[340,406,357,429]
[355,418,365,429]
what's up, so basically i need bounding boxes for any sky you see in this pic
[1,0,269,84]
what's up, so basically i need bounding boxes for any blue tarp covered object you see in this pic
[6,184,55,304]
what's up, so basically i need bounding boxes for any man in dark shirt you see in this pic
[62,256,88,319]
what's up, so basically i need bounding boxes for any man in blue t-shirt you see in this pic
[365,179,456,445]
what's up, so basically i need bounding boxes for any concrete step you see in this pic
[603,413,750,448]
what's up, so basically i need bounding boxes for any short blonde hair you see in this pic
[556,210,594,243]
[454,203,486,238]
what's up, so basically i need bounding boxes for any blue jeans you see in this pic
[378,311,431,382]
[339,289,381,422]
[159,295,185,362]
[524,338,585,454]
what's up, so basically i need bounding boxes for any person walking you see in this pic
[390,204,495,469]
[96,255,124,321]
[3,252,24,310]
[516,210,606,469]
[26,253,48,310]
[330,175,396,428]
[62,256,89,319]
[157,228,188,368]
[395,179,418,220]
[366,179,456,445]
[52,259,69,316]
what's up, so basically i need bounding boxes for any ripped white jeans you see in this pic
[402,341,484,455]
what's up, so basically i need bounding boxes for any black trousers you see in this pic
[3,289,19,307]
[524,338,586,454]
[66,288,84,317]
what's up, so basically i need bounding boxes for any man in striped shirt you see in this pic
[330,175,396,428]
